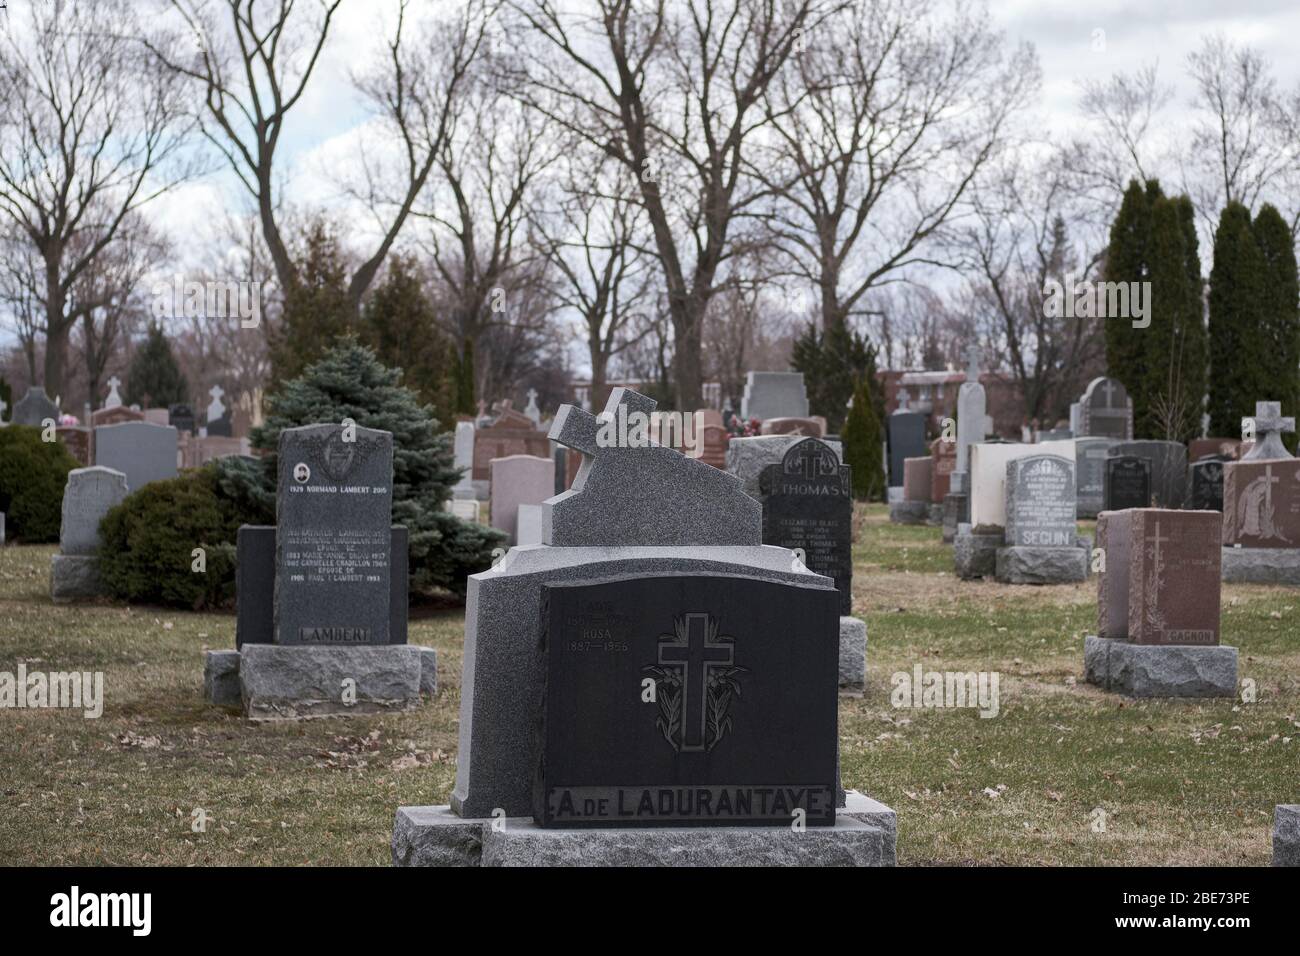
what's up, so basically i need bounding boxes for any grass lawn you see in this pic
[1,504,1296,865]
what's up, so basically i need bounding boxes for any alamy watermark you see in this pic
[0,663,103,718]
[152,274,260,328]
[595,406,705,459]
[1043,272,1150,329]
[891,665,1000,718]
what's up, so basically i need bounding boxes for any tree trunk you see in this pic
[43,262,68,401]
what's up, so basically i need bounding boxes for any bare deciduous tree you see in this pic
[149,0,492,319]
[0,0,195,397]
[758,0,1038,334]
[508,0,830,409]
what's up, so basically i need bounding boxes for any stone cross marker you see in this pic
[1241,401,1295,461]
[758,437,852,613]
[1078,377,1133,440]
[524,388,541,426]
[274,423,394,645]
[1004,454,1076,547]
[545,387,760,547]
[104,376,123,408]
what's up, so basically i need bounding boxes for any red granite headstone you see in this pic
[903,456,933,503]
[472,407,551,480]
[1127,509,1221,645]
[930,438,956,502]
[1096,510,1132,639]
[1221,459,1300,547]
[760,417,825,437]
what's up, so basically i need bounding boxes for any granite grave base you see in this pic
[1083,635,1237,698]
[994,545,1089,585]
[1275,805,1300,867]
[839,616,867,695]
[1221,547,1300,585]
[941,492,966,543]
[888,501,928,525]
[50,555,104,603]
[392,791,896,867]
[954,528,1000,579]
[204,644,438,719]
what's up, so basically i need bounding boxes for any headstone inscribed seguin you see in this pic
[1004,455,1076,547]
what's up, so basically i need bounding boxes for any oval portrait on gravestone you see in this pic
[293,462,310,484]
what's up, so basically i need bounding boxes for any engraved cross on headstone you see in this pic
[786,440,832,480]
[1242,401,1295,461]
[657,612,734,752]
[1148,517,1170,570]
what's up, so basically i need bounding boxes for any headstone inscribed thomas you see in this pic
[275,424,394,645]
[758,438,852,614]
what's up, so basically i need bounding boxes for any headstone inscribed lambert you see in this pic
[275,424,393,645]
[1126,510,1221,645]
[1104,455,1151,511]
[1004,455,1076,548]
[534,574,839,827]
[759,438,852,614]
[1077,377,1133,440]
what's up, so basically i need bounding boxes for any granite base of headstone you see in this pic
[392,388,894,867]
[1275,805,1300,867]
[393,790,895,867]
[954,523,1000,580]
[50,466,128,602]
[888,500,928,524]
[1085,509,1237,697]
[838,617,867,695]
[941,487,968,544]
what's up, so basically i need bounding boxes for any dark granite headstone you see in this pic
[1078,377,1133,439]
[758,438,852,614]
[274,423,394,645]
[169,404,196,435]
[1105,455,1151,511]
[887,411,926,487]
[1187,457,1226,511]
[1075,437,1116,518]
[1004,454,1076,547]
[1110,440,1187,508]
[533,573,839,828]
[236,524,408,649]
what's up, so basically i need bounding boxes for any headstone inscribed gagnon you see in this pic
[1126,510,1221,646]
[274,424,394,645]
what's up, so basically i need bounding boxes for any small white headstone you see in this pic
[104,376,123,408]
[207,384,226,422]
